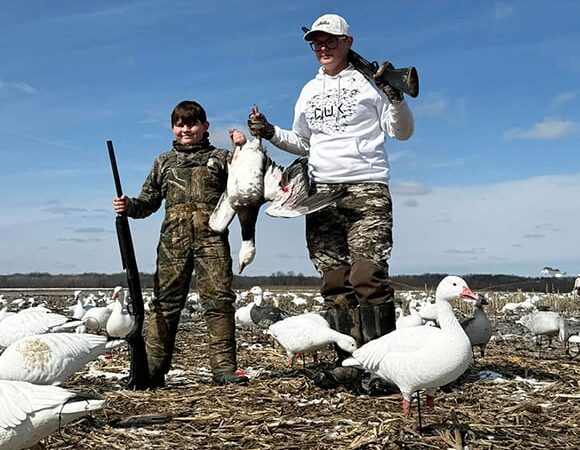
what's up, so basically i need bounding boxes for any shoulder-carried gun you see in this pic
[301,26,419,98]
[107,140,150,390]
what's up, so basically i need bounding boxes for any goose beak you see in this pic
[460,286,478,301]
[239,263,246,274]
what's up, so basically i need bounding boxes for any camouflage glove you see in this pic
[247,111,275,140]
[373,61,404,105]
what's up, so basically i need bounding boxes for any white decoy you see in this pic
[69,290,94,320]
[106,287,135,338]
[0,379,105,450]
[79,299,114,334]
[249,286,290,328]
[460,294,493,357]
[0,333,115,385]
[209,128,345,273]
[235,301,256,329]
[518,310,569,356]
[268,312,356,366]
[342,275,477,415]
[0,308,79,348]
[395,303,423,329]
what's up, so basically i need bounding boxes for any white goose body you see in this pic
[106,287,135,338]
[80,303,114,333]
[268,312,357,361]
[343,276,476,412]
[395,305,423,329]
[209,131,345,273]
[0,308,75,348]
[0,380,104,450]
[0,333,109,385]
[518,310,568,345]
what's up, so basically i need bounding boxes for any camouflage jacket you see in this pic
[126,139,230,220]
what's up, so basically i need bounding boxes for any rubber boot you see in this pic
[313,308,364,393]
[145,311,180,389]
[359,303,396,343]
[359,303,397,396]
[206,311,249,386]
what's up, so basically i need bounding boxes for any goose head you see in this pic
[436,276,478,304]
[238,240,256,274]
[249,286,263,306]
[335,334,357,354]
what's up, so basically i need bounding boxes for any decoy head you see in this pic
[436,276,478,303]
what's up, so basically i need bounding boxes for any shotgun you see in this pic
[107,140,150,390]
[301,26,419,98]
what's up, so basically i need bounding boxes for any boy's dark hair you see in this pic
[171,100,207,126]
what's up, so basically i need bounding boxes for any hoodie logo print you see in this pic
[305,87,358,134]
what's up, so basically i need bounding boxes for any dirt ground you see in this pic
[2,289,579,449]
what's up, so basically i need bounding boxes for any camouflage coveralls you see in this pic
[126,139,237,378]
[306,182,396,343]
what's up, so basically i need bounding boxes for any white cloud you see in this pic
[492,2,515,23]
[503,119,576,140]
[0,80,37,95]
[392,172,580,276]
[551,91,579,108]
[413,93,448,117]
[391,181,431,196]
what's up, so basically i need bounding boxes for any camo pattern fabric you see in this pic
[305,182,393,273]
[127,140,237,376]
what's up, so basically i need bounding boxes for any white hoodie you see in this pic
[270,64,414,184]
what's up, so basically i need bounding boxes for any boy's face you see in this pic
[172,120,209,145]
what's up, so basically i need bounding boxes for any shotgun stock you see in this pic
[107,140,150,390]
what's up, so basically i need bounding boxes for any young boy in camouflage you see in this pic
[112,100,249,388]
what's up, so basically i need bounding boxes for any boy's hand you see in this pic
[229,129,247,147]
[113,195,129,213]
[374,61,404,105]
[248,105,275,140]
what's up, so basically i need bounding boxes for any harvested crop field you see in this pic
[1,288,579,449]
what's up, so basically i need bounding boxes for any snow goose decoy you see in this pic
[106,286,135,338]
[0,380,104,450]
[395,303,423,329]
[249,286,290,329]
[518,310,569,356]
[209,123,345,273]
[0,308,81,348]
[0,332,112,385]
[268,312,357,366]
[342,275,477,416]
[460,293,493,357]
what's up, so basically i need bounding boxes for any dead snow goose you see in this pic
[342,275,477,415]
[209,126,345,273]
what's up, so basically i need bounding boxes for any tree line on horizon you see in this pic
[0,271,576,293]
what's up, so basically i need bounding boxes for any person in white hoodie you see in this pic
[248,13,414,393]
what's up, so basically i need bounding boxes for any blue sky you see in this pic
[1,1,579,278]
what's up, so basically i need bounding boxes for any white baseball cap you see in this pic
[303,14,351,41]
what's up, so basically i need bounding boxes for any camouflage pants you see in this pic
[146,206,237,378]
[306,183,394,307]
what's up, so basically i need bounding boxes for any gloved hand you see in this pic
[373,61,404,105]
[247,105,275,140]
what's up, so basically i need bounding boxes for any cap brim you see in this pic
[303,30,316,41]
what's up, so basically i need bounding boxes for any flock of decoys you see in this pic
[0,275,579,448]
[0,287,133,449]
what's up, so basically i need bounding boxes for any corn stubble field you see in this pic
[2,287,579,449]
